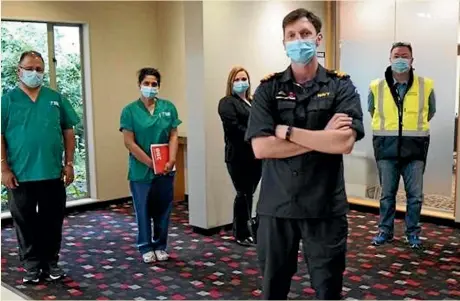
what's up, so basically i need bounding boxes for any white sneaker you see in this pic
[142,251,156,263]
[154,250,169,261]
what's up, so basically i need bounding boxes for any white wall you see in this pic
[155,1,187,137]
[186,1,326,229]
[340,0,459,198]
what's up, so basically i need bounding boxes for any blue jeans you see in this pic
[377,160,424,236]
[130,174,174,255]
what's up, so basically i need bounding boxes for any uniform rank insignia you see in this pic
[327,69,350,79]
[335,71,347,77]
[260,73,277,83]
[316,92,330,98]
[276,91,296,100]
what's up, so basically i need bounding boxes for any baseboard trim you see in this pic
[66,197,131,214]
[184,194,234,236]
[1,197,132,227]
[349,203,460,229]
[192,223,233,236]
[1,281,32,300]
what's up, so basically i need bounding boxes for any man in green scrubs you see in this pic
[1,51,80,284]
[120,67,181,264]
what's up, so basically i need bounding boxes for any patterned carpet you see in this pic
[1,201,460,300]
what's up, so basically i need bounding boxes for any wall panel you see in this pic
[339,0,459,199]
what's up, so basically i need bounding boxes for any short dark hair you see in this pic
[18,50,44,64]
[282,8,322,35]
[390,42,413,55]
[137,67,161,86]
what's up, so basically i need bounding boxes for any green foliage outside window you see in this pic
[1,22,88,212]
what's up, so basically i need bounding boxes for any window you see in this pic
[1,20,89,213]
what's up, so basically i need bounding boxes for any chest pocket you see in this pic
[277,100,296,125]
[402,91,420,114]
[305,95,335,130]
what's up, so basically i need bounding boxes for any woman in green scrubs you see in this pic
[119,67,181,263]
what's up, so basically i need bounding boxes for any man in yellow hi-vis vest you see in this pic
[368,42,436,249]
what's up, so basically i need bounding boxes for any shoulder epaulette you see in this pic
[260,72,281,83]
[326,69,350,79]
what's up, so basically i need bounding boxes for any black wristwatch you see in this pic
[285,126,293,141]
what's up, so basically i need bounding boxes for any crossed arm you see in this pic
[246,80,364,159]
[251,114,356,159]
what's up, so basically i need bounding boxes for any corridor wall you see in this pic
[339,0,459,199]
[186,1,327,229]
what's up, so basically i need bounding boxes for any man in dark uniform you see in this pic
[245,8,364,300]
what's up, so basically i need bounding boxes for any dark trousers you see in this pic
[257,215,348,300]
[8,179,67,270]
[130,174,174,255]
[377,160,424,236]
[226,160,262,240]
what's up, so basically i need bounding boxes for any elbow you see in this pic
[341,135,356,154]
[252,144,265,159]
[251,138,269,159]
[343,143,354,155]
[124,140,134,151]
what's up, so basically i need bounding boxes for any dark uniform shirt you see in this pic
[245,65,365,219]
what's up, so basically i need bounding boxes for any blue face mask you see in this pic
[140,86,158,99]
[285,39,317,65]
[391,58,410,73]
[233,80,249,94]
[20,70,44,88]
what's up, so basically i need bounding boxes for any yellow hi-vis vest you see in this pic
[370,75,432,137]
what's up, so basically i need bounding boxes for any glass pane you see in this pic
[1,21,50,95]
[1,21,49,213]
[339,0,396,201]
[395,0,458,213]
[53,25,88,200]
[339,0,459,215]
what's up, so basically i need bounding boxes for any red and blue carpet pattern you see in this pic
[1,201,460,300]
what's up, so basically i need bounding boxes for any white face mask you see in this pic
[140,86,158,99]
[20,69,44,88]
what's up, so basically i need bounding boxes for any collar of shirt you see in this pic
[232,93,251,107]
[393,77,408,86]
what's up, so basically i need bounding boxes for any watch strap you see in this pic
[285,126,293,141]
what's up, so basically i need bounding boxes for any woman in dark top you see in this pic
[218,66,262,246]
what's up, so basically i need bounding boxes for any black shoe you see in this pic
[23,268,40,284]
[43,263,66,281]
[236,237,254,247]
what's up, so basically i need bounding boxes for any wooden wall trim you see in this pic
[324,0,341,70]
[333,1,340,70]
[324,0,333,69]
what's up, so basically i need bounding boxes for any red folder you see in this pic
[150,144,175,175]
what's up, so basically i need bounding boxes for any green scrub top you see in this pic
[1,86,80,182]
[119,98,182,183]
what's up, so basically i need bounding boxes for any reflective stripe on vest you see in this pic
[371,76,431,137]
